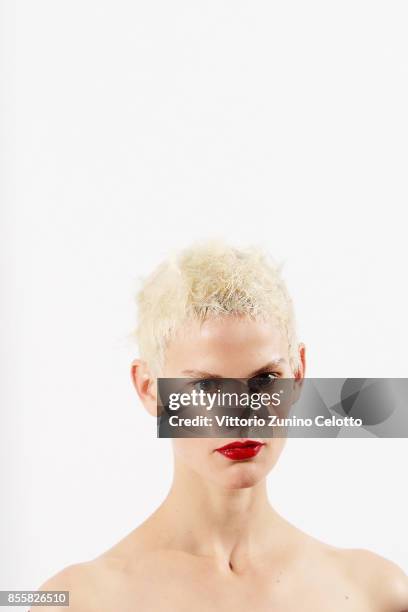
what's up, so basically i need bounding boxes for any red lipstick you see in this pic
[215,440,265,461]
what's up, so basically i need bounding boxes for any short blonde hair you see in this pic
[132,240,300,375]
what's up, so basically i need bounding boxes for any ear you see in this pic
[295,342,306,380]
[291,343,306,408]
[130,358,157,416]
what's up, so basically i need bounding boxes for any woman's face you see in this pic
[161,315,305,490]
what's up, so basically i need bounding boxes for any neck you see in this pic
[156,459,285,571]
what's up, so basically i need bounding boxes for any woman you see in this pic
[34,241,408,611]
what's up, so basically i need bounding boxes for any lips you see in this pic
[215,440,265,461]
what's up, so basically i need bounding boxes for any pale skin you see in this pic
[33,316,408,611]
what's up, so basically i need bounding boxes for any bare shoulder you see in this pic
[29,521,170,612]
[29,556,126,612]
[337,547,408,611]
[293,525,408,612]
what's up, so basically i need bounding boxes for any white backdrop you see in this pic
[1,0,408,596]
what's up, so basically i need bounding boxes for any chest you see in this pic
[104,570,372,612]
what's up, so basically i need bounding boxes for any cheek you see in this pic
[266,438,286,464]
[172,439,213,464]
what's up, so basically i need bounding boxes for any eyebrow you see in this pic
[181,359,287,379]
[247,360,287,377]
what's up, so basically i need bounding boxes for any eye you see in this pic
[247,372,279,393]
[192,378,222,393]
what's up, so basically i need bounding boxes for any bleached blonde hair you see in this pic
[132,240,300,375]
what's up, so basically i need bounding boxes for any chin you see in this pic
[218,465,266,490]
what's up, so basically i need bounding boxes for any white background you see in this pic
[1,0,407,597]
